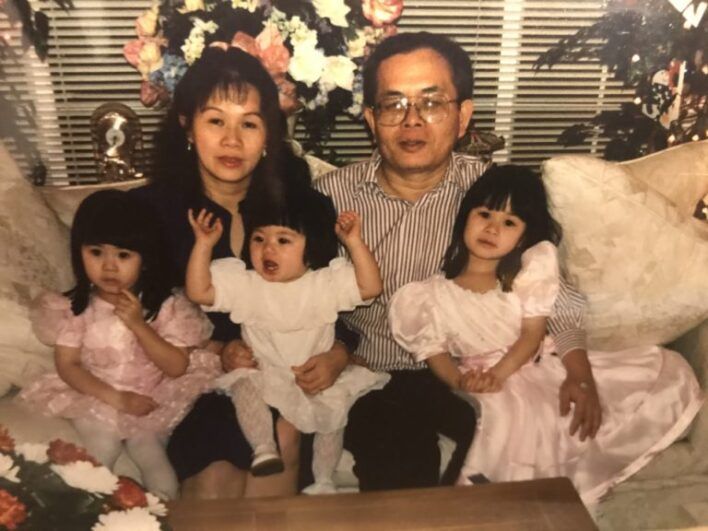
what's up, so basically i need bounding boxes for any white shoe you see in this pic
[302,481,337,495]
[251,451,284,477]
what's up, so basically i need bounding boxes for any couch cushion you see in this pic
[0,144,74,394]
[542,142,708,350]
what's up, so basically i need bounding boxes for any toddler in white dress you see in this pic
[389,165,702,503]
[186,177,388,494]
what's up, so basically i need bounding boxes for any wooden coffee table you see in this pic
[167,477,597,530]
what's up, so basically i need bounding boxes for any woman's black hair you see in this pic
[67,190,172,319]
[239,162,338,271]
[152,46,290,204]
[442,164,562,291]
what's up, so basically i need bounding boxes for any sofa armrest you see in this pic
[667,319,708,446]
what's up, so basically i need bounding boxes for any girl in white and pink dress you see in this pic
[18,190,220,499]
[389,165,702,504]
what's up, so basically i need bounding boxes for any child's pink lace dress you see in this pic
[18,291,221,438]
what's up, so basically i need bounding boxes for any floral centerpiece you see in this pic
[124,0,404,154]
[0,425,170,530]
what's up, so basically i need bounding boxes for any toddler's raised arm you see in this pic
[185,208,222,306]
[334,211,382,300]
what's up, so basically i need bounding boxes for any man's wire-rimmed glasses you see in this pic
[372,94,459,126]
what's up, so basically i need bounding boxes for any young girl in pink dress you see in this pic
[19,190,220,499]
[389,165,702,504]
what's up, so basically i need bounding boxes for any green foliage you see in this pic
[534,0,707,160]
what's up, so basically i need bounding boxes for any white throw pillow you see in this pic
[543,147,708,350]
[0,144,74,394]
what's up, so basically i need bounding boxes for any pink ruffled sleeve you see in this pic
[388,279,447,363]
[29,291,78,347]
[513,241,560,317]
[55,309,85,349]
[153,292,214,348]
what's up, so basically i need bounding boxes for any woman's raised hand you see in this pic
[188,208,223,248]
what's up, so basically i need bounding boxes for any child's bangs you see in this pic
[479,187,531,222]
[244,191,306,236]
[80,217,147,252]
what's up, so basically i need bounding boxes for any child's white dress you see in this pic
[210,257,389,434]
[389,242,702,503]
[18,291,221,438]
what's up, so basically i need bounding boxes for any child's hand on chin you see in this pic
[114,290,145,330]
[113,390,158,416]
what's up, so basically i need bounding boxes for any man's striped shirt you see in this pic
[315,151,586,371]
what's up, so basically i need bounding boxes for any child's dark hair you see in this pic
[67,190,172,319]
[442,164,561,291]
[239,165,338,271]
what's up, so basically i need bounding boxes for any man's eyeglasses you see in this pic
[372,94,459,126]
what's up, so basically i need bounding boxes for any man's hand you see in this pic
[559,349,602,441]
[220,339,258,372]
[292,342,349,395]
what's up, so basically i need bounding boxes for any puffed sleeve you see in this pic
[513,241,560,317]
[29,291,77,347]
[388,280,448,363]
[202,258,251,320]
[55,309,85,349]
[321,258,365,312]
[153,292,214,348]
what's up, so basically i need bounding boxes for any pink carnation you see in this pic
[140,80,169,107]
[274,74,299,116]
[362,0,403,27]
[230,32,259,58]
[256,25,290,77]
[123,39,143,68]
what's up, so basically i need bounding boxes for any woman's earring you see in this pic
[262,148,267,158]
[187,141,193,152]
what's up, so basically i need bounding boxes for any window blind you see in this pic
[1,0,633,184]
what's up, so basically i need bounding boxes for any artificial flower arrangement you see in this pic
[124,0,404,154]
[0,425,170,530]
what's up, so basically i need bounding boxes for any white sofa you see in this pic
[0,140,706,529]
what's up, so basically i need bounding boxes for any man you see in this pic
[311,32,602,491]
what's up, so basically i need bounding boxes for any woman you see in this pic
[130,47,351,499]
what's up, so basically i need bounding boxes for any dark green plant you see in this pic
[534,0,706,160]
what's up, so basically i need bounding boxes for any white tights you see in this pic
[230,380,343,486]
[72,418,178,500]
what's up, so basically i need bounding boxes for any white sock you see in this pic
[230,379,277,455]
[125,433,178,500]
[71,418,122,469]
[312,429,343,486]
